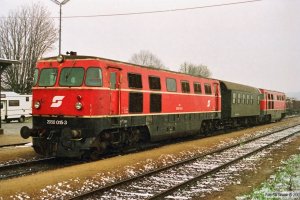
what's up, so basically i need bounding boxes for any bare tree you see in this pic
[179,62,212,78]
[0,3,58,94]
[129,50,167,69]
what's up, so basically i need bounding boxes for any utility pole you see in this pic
[50,0,71,55]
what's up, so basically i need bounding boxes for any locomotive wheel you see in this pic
[200,122,208,136]
[33,146,43,155]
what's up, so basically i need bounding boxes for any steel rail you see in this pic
[0,157,56,180]
[68,124,300,200]
[0,142,30,148]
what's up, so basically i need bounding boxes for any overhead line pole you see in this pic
[50,0,71,55]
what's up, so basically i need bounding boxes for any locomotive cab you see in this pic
[21,55,110,158]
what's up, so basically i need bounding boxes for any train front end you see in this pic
[20,55,108,158]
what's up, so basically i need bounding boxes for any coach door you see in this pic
[108,67,121,115]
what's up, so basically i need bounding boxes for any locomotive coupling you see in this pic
[20,126,32,139]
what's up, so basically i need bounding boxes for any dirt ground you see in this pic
[0,117,300,199]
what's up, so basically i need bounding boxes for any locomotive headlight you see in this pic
[57,54,64,63]
[75,102,82,110]
[34,101,41,109]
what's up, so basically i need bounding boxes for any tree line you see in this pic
[0,4,211,94]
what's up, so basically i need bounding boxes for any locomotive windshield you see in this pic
[39,68,58,87]
[59,67,84,87]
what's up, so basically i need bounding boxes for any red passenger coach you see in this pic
[21,55,221,158]
[259,89,286,122]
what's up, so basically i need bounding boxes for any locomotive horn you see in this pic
[20,126,31,139]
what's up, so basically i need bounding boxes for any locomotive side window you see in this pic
[166,78,177,92]
[194,82,202,94]
[181,81,190,93]
[86,67,102,87]
[59,68,84,87]
[204,84,212,95]
[149,76,161,90]
[33,68,39,86]
[150,93,162,112]
[39,68,58,87]
[128,73,142,89]
[129,92,143,113]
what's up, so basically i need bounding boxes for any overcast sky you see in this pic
[1,0,299,93]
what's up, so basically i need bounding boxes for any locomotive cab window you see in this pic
[181,81,190,93]
[166,78,177,92]
[39,68,58,87]
[128,73,142,89]
[149,76,161,90]
[85,67,103,87]
[204,84,212,95]
[194,82,202,94]
[59,68,84,87]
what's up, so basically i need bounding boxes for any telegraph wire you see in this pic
[0,0,263,19]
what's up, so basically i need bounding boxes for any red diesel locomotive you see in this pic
[20,54,286,158]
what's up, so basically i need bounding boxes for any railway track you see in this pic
[69,125,300,200]
[0,142,31,148]
[0,157,58,180]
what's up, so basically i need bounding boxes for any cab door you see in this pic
[108,67,121,115]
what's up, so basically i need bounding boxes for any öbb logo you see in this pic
[50,96,65,108]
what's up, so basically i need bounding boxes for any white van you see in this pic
[0,92,32,123]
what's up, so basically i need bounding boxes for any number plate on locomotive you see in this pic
[46,119,68,125]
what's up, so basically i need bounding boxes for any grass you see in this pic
[237,154,300,200]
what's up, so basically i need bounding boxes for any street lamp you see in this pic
[50,0,71,55]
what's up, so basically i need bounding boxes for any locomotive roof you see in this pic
[39,55,219,81]
[220,80,260,94]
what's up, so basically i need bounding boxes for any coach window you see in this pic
[257,96,260,104]
[181,81,190,93]
[60,68,84,87]
[242,94,246,104]
[149,76,161,90]
[251,95,254,104]
[128,73,142,89]
[233,93,236,104]
[204,84,212,95]
[246,94,250,104]
[33,68,39,86]
[194,82,202,94]
[129,92,143,113]
[39,68,58,87]
[166,78,177,92]
[237,93,241,104]
[86,67,102,87]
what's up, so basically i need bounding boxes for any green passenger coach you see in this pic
[220,80,261,126]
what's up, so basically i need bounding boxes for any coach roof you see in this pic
[220,80,260,94]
